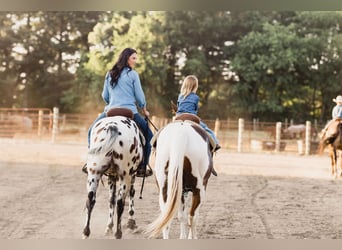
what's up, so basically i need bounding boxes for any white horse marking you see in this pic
[146,121,213,239]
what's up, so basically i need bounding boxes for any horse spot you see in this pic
[94,121,102,128]
[119,141,123,147]
[105,151,112,157]
[93,162,97,166]
[100,138,105,142]
[183,156,198,190]
[123,170,126,176]
[113,151,120,159]
[119,154,123,160]
[94,137,98,142]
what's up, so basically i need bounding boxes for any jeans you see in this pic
[200,120,219,145]
[87,112,153,165]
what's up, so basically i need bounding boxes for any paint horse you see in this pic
[319,120,342,178]
[146,114,214,239]
[82,108,144,239]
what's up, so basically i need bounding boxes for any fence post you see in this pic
[305,121,311,155]
[38,109,43,137]
[214,118,220,136]
[237,118,244,153]
[253,118,257,131]
[51,107,59,143]
[275,122,282,152]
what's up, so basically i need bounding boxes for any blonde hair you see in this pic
[180,75,198,98]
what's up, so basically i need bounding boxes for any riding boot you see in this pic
[135,143,153,178]
[136,162,153,178]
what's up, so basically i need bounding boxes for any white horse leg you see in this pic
[115,179,128,239]
[178,193,188,239]
[188,189,203,239]
[105,175,116,235]
[127,176,137,230]
[83,172,101,239]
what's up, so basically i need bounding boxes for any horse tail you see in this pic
[89,125,119,154]
[146,126,187,238]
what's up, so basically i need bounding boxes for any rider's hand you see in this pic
[143,108,150,117]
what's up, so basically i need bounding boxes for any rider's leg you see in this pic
[133,113,153,177]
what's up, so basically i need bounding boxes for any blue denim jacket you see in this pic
[101,67,146,114]
[176,92,199,115]
[332,104,342,119]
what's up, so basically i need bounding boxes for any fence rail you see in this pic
[0,107,326,155]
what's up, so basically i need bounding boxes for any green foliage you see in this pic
[2,11,342,123]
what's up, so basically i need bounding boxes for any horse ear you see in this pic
[170,100,177,115]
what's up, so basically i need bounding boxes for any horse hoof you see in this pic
[127,219,137,230]
[105,228,113,236]
[115,231,122,239]
[82,234,89,239]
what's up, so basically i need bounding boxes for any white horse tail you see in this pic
[147,126,188,238]
[89,124,119,154]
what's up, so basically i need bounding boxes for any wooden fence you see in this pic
[0,107,326,154]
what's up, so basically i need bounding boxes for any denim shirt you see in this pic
[176,92,199,115]
[332,104,342,119]
[101,67,146,114]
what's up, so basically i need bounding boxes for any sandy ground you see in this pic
[1,138,342,239]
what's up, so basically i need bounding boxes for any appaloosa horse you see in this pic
[146,117,214,239]
[82,110,144,239]
[320,121,342,178]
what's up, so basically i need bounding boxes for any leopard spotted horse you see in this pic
[82,109,144,239]
[145,119,214,239]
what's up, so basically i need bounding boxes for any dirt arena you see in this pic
[1,138,342,239]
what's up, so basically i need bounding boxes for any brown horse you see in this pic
[319,122,342,178]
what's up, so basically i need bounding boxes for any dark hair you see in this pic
[109,48,137,86]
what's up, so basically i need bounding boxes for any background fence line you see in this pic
[0,108,326,155]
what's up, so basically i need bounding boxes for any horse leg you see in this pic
[127,176,137,230]
[188,189,202,239]
[330,147,337,178]
[178,192,190,239]
[82,172,101,239]
[105,175,117,236]
[339,151,342,178]
[115,178,128,239]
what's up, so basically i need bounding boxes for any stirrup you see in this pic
[135,163,153,178]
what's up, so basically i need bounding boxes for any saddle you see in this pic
[106,107,134,119]
[106,107,145,146]
[174,113,200,124]
[151,113,216,153]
